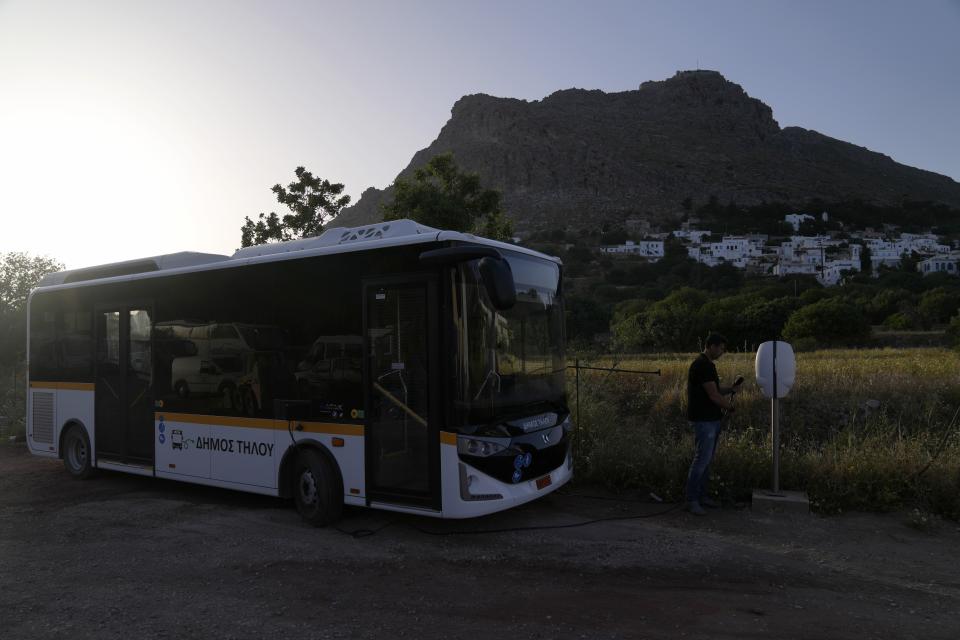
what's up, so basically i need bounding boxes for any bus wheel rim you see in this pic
[70,437,87,469]
[299,470,318,505]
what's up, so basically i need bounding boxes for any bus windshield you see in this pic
[451,252,566,430]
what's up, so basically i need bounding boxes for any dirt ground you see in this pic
[1,444,958,640]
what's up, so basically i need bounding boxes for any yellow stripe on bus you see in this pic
[156,412,363,437]
[30,381,95,391]
[440,431,457,445]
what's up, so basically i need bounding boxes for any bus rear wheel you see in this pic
[63,425,94,480]
[292,449,343,526]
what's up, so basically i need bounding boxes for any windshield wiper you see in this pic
[472,347,501,400]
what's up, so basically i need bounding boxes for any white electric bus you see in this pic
[26,220,572,524]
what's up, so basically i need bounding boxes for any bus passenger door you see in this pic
[363,276,440,510]
[95,306,154,465]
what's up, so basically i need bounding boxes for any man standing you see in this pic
[686,333,741,515]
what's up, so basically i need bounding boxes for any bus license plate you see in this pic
[536,475,552,490]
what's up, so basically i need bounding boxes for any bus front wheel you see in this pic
[63,424,94,480]
[292,449,343,526]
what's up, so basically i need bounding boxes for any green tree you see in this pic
[865,288,914,324]
[612,287,708,351]
[883,310,919,330]
[0,253,63,362]
[383,153,512,241]
[799,287,831,305]
[918,287,960,327]
[241,166,351,247]
[646,288,710,350]
[694,293,763,349]
[738,297,801,345]
[610,313,645,352]
[611,299,647,325]
[782,299,871,347]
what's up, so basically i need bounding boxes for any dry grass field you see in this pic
[570,348,960,521]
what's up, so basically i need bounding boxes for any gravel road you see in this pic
[1,444,958,639]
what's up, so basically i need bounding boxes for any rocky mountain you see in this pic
[331,70,960,231]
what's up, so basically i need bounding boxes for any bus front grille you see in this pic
[31,392,55,444]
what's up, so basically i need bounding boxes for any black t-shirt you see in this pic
[687,353,722,421]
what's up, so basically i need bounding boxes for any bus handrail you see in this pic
[372,381,428,428]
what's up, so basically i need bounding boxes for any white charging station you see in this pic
[753,340,809,513]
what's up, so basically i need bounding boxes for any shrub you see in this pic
[919,287,960,326]
[782,299,871,346]
[866,288,915,324]
[610,288,708,352]
[883,311,917,330]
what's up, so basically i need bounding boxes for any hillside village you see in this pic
[590,213,959,286]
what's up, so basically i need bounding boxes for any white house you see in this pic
[866,239,909,269]
[599,240,665,260]
[900,233,950,254]
[778,235,842,263]
[866,234,950,269]
[918,254,960,276]
[687,235,763,269]
[818,259,860,286]
[773,237,862,285]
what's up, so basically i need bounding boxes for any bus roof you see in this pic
[34,219,560,292]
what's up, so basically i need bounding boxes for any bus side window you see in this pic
[60,310,93,379]
[96,311,121,367]
[30,309,57,380]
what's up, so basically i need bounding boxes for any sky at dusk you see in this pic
[1,0,958,269]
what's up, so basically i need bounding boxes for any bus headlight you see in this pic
[457,435,509,457]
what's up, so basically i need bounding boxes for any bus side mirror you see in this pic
[418,245,516,310]
[478,256,516,310]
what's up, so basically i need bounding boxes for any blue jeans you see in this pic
[686,420,722,503]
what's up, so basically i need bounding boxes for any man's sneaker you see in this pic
[700,496,722,509]
[686,501,707,516]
